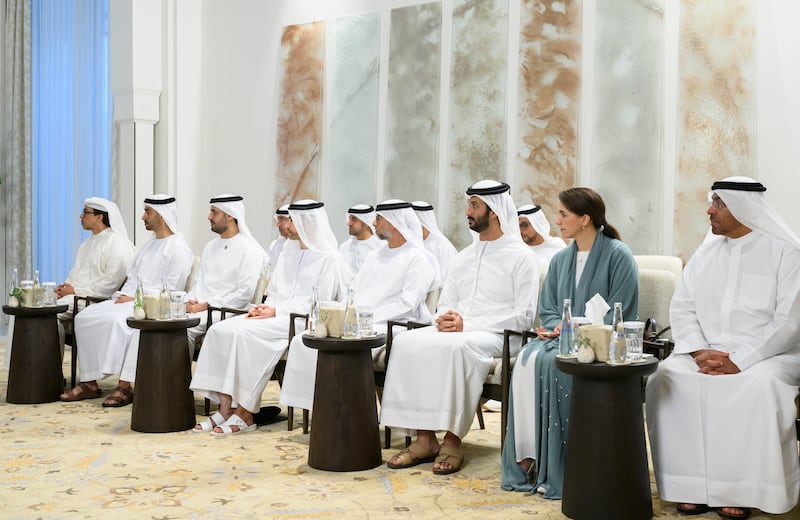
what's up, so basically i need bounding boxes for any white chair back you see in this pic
[634,255,682,337]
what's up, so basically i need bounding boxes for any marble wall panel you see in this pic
[384,2,442,202]
[515,0,582,236]
[274,22,325,209]
[674,0,755,261]
[592,0,664,255]
[328,12,381,240]
[442,0,509,249]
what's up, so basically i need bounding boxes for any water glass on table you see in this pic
[623,321,645,361]
[357,307,373,337]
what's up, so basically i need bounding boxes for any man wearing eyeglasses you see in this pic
[646,177,800,519]
[55,198,136,312]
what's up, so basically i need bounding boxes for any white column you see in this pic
[110,0,162,245]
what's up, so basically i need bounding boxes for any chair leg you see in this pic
[384,426,392,449]
[204,397,211,416]
[287,406,294,431]
[302,409,309,434]
[476,405,485,430]
[405,435,411,447]
[70,345,78,388]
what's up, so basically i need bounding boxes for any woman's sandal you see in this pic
[193,411,226,433]
[101,386,133,408]
[60,382,102,402]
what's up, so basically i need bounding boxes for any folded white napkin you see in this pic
[585,293,610,325]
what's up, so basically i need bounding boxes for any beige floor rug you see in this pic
[0,336,796,519]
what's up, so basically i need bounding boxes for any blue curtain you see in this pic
[31,0,111,284]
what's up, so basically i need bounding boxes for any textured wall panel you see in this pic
[593,0,664,254]
[674,0,755,261]
[328,12,381,240]
[275,22,325,208]
[384,2,442,202]
[442,0,509,249]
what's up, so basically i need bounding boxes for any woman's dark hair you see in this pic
[558,187,621,240]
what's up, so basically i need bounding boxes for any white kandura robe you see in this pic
[279,241,436,411]
[190,246,339,413]
[529,237,566,275]
[73,234,194,383]
[267,236,286,277]
[423,232,458,282]
[646,231,800,514]
[338,234,383,282]
[380,234,539,438]
[118,233,267,376]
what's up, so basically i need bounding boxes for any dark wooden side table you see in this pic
[3,304,68,404]
[302,333,386,471]
[556,356,658,520]
[126,317,200,433]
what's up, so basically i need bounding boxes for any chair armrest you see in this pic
[206,305,248,324]
[289,313,309,338]
[73,294,109,315]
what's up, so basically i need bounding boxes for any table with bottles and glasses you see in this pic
[556,356,658,520]
[126,317,200,433]
[301,333,386,471]
[3,304,68,404]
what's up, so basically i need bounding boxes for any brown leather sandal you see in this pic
[101,386,133,408]
[60,382,102,402]
[387,441,439,469]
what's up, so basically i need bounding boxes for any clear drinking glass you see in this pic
[42,282,57,305]
[357,307,373,337]
[623,321,645,361]
[169,291,187,319]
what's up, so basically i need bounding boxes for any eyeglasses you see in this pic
[81,209,98,216]
[708,199,727,210]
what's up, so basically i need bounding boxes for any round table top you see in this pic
[126,317,201,330]
[556,355,658,379]
[3,304,68,316]
[302,333,386,352]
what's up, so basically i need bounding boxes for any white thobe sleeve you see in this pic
[471,253,538,332]
[669,256,709,355]
[729,248,800,370]
[371,253,434,324]
[78,235,132,297]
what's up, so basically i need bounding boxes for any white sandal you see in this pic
[193,411,226,433]
[210,414,257,437]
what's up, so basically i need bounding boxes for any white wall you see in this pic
[160,0,800,255]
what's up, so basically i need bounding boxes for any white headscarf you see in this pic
[465,180,521,241]
[210,194,254,240]
[289,199,349,296]
[346,204,376,234]
[84,196,130,240]
[709,176,800,250]
[376,199,441,289]
[411,200,446,240]
[144,194,179,235]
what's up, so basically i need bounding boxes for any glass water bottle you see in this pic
[559,298,575,356]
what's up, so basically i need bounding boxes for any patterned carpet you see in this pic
[0,334,796,519]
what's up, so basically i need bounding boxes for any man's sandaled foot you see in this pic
[432,444,463,475]
[210,415,257,437]
[60,382,101,402]
[387,441,439,469]
[677,503,711,515]
[194,411,226,433]
[717,507,751,520]
[102,386,133,408]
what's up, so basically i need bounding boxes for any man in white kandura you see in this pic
[412,200,458,283]
[381,180,539,475]
[191,200,346,436]
[267,204,290,278]
[338,204,382,281]
[278,199,438,413]
[179,195,267,355]
[517,203,567,274]
[646,176,800,519]
[61,195,194,407]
